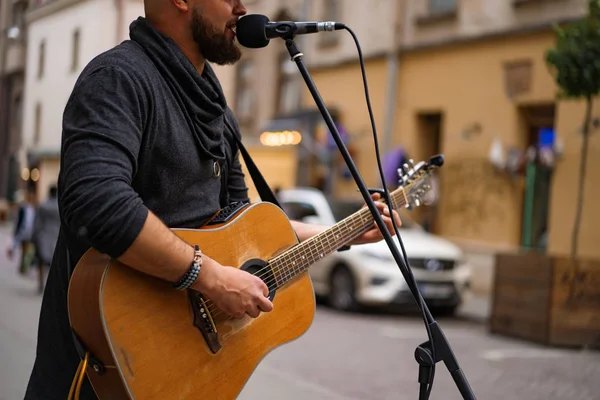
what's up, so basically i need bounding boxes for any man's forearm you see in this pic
[116,211,219,291]
[290,220,328,242]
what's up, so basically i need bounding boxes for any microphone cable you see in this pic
[339,24,436,399]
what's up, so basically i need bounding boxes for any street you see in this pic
[1,224,599,400]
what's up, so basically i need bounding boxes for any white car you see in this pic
[276,187,471,315]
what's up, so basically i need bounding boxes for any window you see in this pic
[234,59,254,127]
[71,29,80,72]
[429,0,457,14]
[34,103,42,145]
[318,0,341,48]
[504,60,532,98]
[276,53,300,115]
[38,40,45,79]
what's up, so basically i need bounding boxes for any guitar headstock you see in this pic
[397,154,444,210]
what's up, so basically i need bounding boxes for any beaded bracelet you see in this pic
[173,245,203,291]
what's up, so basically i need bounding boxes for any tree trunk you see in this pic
[570,95,593,261]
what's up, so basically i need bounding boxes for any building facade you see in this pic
[21,0,144,202]
[13,0,600,265]
[229,0,599,264]
[0,0,28,216]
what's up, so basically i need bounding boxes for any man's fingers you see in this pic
[257,295,274,312]
[247,307,260,319]
[260,279,270,297]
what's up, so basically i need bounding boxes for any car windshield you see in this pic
[328,199,419,229]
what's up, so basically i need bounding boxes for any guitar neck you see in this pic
[269,186,410,288]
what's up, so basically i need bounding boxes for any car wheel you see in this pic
[329,266,358,312]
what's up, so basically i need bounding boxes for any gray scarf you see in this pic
[129,16,228,161]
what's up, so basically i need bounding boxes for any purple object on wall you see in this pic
[382,147,407,187]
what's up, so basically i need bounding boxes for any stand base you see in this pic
[415,322,476,400]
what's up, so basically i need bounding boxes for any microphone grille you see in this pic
[236,14,271,49]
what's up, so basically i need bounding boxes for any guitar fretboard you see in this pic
[268,185,410,288]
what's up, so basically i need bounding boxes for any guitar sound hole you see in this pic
[240,259,277,302]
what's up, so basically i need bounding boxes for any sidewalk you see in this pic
[0,223,43,400]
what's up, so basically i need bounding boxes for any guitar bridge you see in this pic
[188,291,221,354]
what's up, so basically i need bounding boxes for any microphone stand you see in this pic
[282,37,477,400]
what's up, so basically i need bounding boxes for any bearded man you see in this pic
[24,1,400,398]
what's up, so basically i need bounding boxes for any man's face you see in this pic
[190,0,247,65]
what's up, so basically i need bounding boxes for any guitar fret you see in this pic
[268,181,419,290]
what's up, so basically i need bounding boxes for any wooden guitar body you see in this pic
[68,202,315,399]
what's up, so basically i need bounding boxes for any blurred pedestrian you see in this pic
[6,188,37,275]
[31,185,60,294]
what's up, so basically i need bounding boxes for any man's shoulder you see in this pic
[75,40,155,88]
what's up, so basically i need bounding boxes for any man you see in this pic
[24,1,401,399]
[31,185,60,294]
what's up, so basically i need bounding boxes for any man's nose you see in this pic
[234,1,247,17]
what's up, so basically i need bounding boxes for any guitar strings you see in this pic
[202,211,382,319]
[204,224,370,318]
[204,224,372,320]
[201,205,379,317]
[201,180,421,318]
[203,222,370,317]
[201,188,413,318]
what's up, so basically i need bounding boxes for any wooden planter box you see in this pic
[490,252,600,348]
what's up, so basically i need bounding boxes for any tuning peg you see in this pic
[409,159,415,168]
[428,154,444,168]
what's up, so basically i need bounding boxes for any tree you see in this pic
[545,0,600,261]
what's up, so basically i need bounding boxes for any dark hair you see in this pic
[49,185,58,198]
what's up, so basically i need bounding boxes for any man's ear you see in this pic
[172,0,189,12]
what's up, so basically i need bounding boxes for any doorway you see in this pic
[519,104,555,252]
[416,112,443,233]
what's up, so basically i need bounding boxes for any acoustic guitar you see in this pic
[67,156,443,399]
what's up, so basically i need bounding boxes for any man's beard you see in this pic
[191,8,241,66]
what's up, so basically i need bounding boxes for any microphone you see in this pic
[236,14,345,49]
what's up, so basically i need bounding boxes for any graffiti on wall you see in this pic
[440,159,520,236]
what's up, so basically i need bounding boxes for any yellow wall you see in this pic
[243,146,299,203]
[306,30,600,259]
[395,31,559,249]
[303,59,391,197]
[550,100,600,259]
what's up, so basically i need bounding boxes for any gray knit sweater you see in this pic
[25,17,249,399]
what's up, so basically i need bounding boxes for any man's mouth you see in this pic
[227,23,236,36]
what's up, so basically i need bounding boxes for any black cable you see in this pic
[341,25,436,399]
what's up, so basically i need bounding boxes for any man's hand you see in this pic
[348,193,402,246]
[193,257,274,319]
